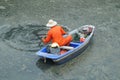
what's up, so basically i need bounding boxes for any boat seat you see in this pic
[60,46,74,50]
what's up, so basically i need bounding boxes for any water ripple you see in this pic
[0,24,48,52]
[0,24,69,52]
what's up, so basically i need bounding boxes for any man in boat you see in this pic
[42,19,72,47]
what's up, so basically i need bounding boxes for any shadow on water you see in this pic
[36,58,55,71]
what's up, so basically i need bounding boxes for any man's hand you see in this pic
[42,36,46,42]
[42,37,44,42]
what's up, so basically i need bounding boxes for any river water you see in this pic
[0,0,120,80]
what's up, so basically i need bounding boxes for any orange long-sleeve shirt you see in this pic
[43,25,72,46]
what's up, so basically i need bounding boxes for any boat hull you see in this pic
[53,33,94,64]
[53,41,90,64]
[36,25,95,64]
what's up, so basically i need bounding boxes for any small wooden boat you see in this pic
[36,25,95,64]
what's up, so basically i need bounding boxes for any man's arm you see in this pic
[42,32,52,44]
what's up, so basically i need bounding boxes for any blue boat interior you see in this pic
[41,42,82,53]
